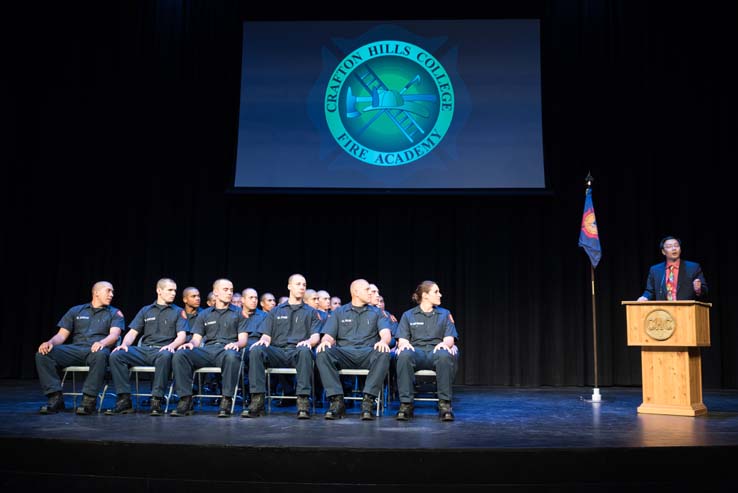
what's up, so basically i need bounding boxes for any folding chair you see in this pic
[61,366,110,412]
[192,352,245,414]
[129,366,175,412]
[337,368,388,416]
[265,367,315,414]
[413,369,440,404]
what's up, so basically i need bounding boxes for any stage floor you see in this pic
[2,380,738,491]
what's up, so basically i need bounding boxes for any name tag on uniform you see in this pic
[145,317,157,322]
[410,322,424,326]
[205,321,217,326]
[77,316,90,320]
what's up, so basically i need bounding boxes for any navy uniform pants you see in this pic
[396,347,456,403]
[172,344,242,398]
[35,343,110,397]
[316,346,389,398]
[248,345,313,396]
[109,345,173,398]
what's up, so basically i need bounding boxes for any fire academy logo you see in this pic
[324,41,454,166]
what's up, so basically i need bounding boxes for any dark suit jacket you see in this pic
[641,260,708,300]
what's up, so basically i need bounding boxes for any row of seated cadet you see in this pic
[35,275,460,421]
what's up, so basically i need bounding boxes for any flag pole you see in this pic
[590,262,600,402]
[586,173,601,402]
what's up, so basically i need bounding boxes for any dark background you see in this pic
[3,0,736,389]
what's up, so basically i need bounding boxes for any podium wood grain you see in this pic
[622,301,712,416]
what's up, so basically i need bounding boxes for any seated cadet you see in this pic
[206,291,216,307]
[304,289,319,310]
[316,279,392,420]
[317,290,332,316]
[274,286,316,404]
[342,283,392,397]
[260,292,277,312]
[377,294,400,400]
[242,274,322,419]
[241,287,268,403]
[181,286,204,342]
[105,278,188,416]
[170,278,249,417]
[376,295,399,346]
[313,289,332,406]
[36,281,124,415]
[231,292,243,308]
[329,296,342,313]
[242,288,268,347]
[395,280,459,422]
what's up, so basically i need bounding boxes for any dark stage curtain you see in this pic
[3,1,737,388]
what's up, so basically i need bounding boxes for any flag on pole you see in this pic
[578,187,601,268]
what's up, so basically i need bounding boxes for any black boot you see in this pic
[439,399,455,421]
[39,391,65,414]
[396,402,414,421]
[296,395,310,419]
[170,395,194,417]
[75,394,98,415]
[241,393,265,418]
[104,393,134,415]
[218,396,233,417]
[361,393,376,420]
[149,396,163,416]
[324,395,345,420]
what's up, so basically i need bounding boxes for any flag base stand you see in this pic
[580,388,603,403]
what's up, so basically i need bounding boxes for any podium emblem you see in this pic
[645,309,676,341]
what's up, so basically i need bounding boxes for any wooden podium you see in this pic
[622,300,712,416]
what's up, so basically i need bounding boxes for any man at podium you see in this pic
[637,236,708,301]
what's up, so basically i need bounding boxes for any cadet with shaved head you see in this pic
[171,278,249,417]
[242,287,268,348]
[181,287,203,341]
[36,281,125,415]
[316,279,392,420]
[304,289,319,310]
[260,292,277,312]
[105,278,188,416]
[243,274,323,419]
[317,290,331,316]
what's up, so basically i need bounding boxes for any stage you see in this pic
[2,380,738,491]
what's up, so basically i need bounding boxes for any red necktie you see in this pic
[666,265,675,301]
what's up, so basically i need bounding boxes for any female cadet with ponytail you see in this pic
[395,280,459,421]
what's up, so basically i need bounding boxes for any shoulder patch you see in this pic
[116,310,124,318]
[448,313,455,324]
[181,310,187,319]
[316,311,322,321]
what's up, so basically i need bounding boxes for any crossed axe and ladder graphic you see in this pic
[345,64,438,144]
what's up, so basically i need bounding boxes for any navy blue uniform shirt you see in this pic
[244,308,269,340]
[260,302,322,348]
[190,304,248,345]
[58,303,125,345]
[396,306,458,350]
[128,302,189,347]
[185,307,204,325]
[321,303,391,347]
